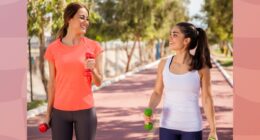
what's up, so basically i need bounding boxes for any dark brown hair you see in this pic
[176,22,212,70]
[57,2,89,39]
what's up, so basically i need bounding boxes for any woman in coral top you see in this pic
[44,2,103,140]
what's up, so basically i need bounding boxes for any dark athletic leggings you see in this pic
[159,127,202,140]
[50,107,97,140]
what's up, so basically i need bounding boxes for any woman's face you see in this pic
[169,26,190,51]
[68,8,89,35]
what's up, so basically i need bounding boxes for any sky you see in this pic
[187,0,205,27]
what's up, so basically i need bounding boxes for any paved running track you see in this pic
[27,62,233,140]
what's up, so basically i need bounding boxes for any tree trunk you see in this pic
[125,39,137,72]
[227,42,233,56]
[145,39,154,62]
[219,41,225,54]
[39,26,48,100]
[160,40,165,57]
[224,41,229,57]
[137,36,143,64]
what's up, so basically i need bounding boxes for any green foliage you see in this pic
[27,0,52,38]
[217,59,233,67]
[88,0,189,42]
[27,100,46,111]
[28,0,189,41]
[202,0,232,44]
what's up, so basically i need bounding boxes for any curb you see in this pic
[27,103,47,119]
[27,59,162,119]
[211,56,233,88]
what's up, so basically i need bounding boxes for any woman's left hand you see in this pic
[208,131,218,140]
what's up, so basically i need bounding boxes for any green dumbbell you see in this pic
[208,137,216,140]
[144,108,153,131]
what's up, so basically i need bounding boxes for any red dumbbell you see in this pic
[85,52,94,82]
[38,123,49,133]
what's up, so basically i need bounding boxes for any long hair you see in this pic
[176,22,212,70]
[57,2,89,39]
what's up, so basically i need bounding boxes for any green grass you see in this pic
[212,48,232,57]
[211,47,233,67]
[27,100,46,111]
[217,59,233,67]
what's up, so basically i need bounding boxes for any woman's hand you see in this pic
[208,131,218,140]
[144,114,153,125]
[84,58,96,70]
[44,113,51,127]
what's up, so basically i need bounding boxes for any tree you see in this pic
[27,0,52,99]
[149,0,189,57]
[91,0,189,72]
[202,0,232,55]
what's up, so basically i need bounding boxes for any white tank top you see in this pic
[159,56,203,132]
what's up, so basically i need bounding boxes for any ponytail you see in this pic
[57,23,68,39]
[176,22,212,70]
[191,27,212,70]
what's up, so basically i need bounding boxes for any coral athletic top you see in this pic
[44,37,103,111]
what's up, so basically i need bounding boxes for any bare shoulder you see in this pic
[198,66,210,78]
[157,57,168,72]
[158,58,168,67]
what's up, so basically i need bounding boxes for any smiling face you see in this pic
[169,26,191,51]
[68,7,89,35]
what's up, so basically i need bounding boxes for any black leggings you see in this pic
[159,127,202,140]
[50,107,97,140]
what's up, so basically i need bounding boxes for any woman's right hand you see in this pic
[44,113,51,126]
[144,115,153,125]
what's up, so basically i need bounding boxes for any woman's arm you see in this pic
[200,67,217,135]
[92,53,103,86]
[46,61,56,123]
[148,59,166,110]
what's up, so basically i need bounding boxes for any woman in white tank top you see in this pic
[145,22,218,140]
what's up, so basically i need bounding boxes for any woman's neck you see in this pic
[62,29,83,46]
[174,51,192,65]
